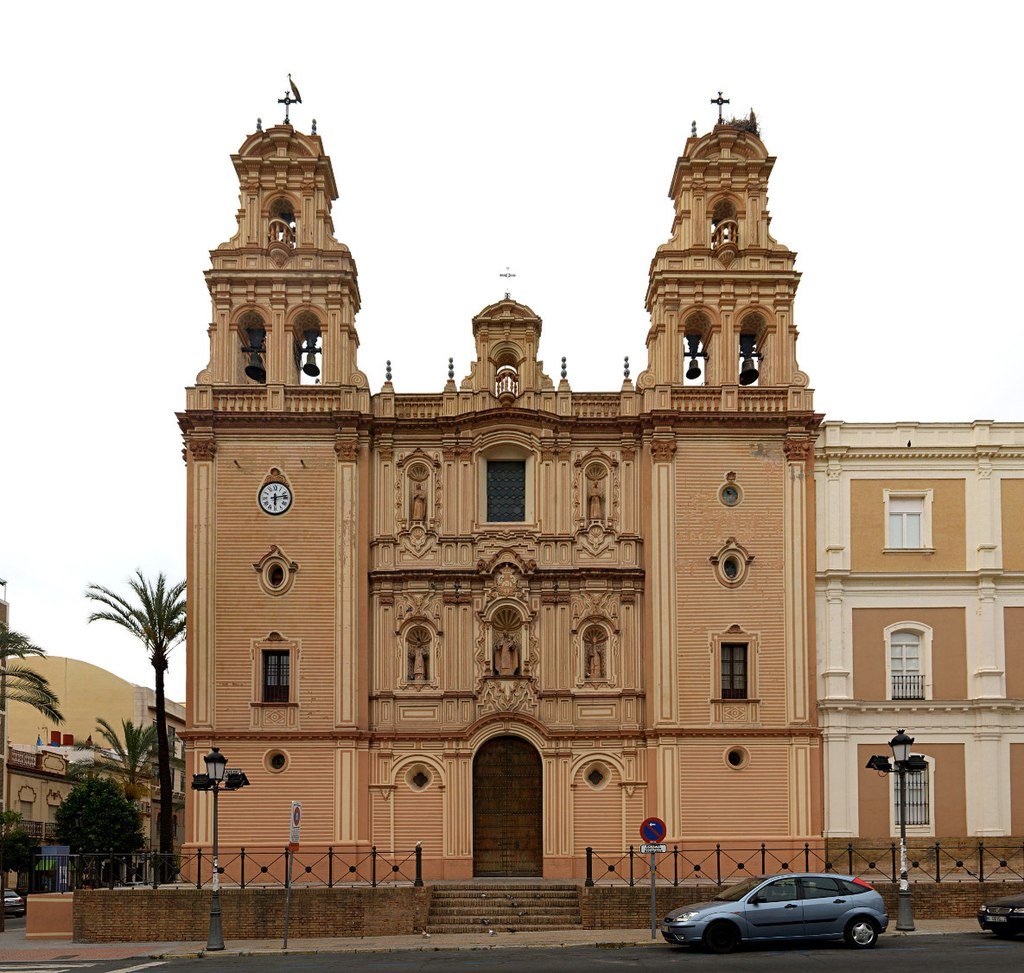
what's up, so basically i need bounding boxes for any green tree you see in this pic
[81,718,157,801]
[0,622,64,723]
[0,810,26,933]
[53,777,145,854]
[84,572,185,858]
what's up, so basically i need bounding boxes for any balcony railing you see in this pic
[891,674,925,700]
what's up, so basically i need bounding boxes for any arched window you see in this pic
[269,198,297,248]
[683,311,710,385]
[293,311,322,385]
[239,311,267,384]
[494,351,520,401]
[738,312,764,386]
[711,199,738,251]
[406,626,431,682]
[889,631,924,700]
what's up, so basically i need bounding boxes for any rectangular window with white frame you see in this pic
[889,631,925,700]
[884,490,933,551]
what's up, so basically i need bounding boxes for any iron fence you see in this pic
[29,846,424,893]
[584,842,1024,887]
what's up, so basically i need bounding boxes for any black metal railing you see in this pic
[584,842,1024,888]
[29,846,424,893]
[891,674,925,700]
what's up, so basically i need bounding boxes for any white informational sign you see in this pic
[290,801,302,846]
[640,843,667,854]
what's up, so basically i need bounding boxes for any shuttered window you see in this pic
[487,461,526,522]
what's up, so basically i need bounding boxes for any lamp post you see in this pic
[889,729,915,932]
[203,747,227,951]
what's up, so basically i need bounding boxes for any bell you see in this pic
[244,352,266,383]
[301,330,321,378]
[686,357,702,381]
[739,356,759,386]
[302,350,320,378]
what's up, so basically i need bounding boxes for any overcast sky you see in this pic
[1,1,1021,707]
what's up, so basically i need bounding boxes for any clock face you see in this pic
[259,481,292,516]
[721,485,740,507]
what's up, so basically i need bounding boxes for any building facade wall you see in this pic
[181,120,823,876]
[817,422,1024,841]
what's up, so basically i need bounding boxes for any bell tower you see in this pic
[641,113,812,409]
[193,124,367,393]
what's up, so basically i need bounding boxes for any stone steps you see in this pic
[426,883,583,935]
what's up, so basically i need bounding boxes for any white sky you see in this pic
[1,1,1021,704]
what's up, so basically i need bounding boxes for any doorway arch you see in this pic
[472,735,543,876]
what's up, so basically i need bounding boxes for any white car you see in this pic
[3,890,25,917]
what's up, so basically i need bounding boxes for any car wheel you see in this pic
[703,921,740,955]
[844,917,878,949]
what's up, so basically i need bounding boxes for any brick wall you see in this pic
[73,887,429,943]
[580,881,1024,927]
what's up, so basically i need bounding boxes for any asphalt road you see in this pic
[3,933,1019,973]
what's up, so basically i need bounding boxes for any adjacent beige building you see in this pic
[815,422,1024,840]
[6,656,187,849]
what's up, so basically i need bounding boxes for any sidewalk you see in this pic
[0,918,986,962]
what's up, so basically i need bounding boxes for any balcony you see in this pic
[22,820,59,840]
[891,674,925,700]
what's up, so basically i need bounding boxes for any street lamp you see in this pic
[191,747,235,951]
[888,728,922,933]
[864,728,925,933]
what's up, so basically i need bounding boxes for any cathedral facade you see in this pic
[180,117,822,878]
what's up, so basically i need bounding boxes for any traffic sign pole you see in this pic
[284,802,301,949]
[638,817,667,941]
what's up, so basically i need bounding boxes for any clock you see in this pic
[720,485,740,507]
[258,481,292,516]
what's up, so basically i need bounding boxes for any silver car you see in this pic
[662,873,889,953]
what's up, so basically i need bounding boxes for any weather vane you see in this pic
[278,74,303,125]
[711,91,729,124]
[500,266,516,299]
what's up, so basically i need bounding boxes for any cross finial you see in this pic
[711,90,730,124]
[278,74,303,125]
[499,266,516,299]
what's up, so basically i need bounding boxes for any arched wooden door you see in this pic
[472,735,543,876]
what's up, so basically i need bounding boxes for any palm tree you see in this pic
[0,622,64,724]
[0,625,62,932]
[85,718,157,801]
[85,572,185,858]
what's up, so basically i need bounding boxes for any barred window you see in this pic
[894,765,930,827]
[486,461,526,522]
[262,650,291,703]
[890,631,924,700]
[721,643,748,699]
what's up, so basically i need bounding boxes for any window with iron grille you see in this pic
[262,650,291,703]
[894,764,930,827]
[720,643,748,699]
[486,460,526,522]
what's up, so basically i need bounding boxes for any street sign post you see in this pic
[639,817,667,940]
[284,801,302,949]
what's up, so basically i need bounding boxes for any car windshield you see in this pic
[713,877,764,901]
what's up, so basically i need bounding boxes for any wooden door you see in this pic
[473,735,543,876]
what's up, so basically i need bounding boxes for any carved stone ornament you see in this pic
[650,438,677,462]
[478,676,538,715]
[334,437,358,461]
[783,438,814,463]
[188,437,217,460]
[709,537,755,588]
[253,545,299,596]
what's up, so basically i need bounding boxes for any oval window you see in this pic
[723,556,740,580]
[268,564,285,588]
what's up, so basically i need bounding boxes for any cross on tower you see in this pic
[711,90,730,124]
[278,74,303,125]
[500,266,516,299]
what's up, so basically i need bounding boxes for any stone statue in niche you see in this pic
[408,465,429,523]
[406,627,430,681]
[586,465,606,522]
[493,631,521,677]
[583,626,607,680]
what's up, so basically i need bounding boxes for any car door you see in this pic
[744,877,803,939]
[799,876,848,937]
